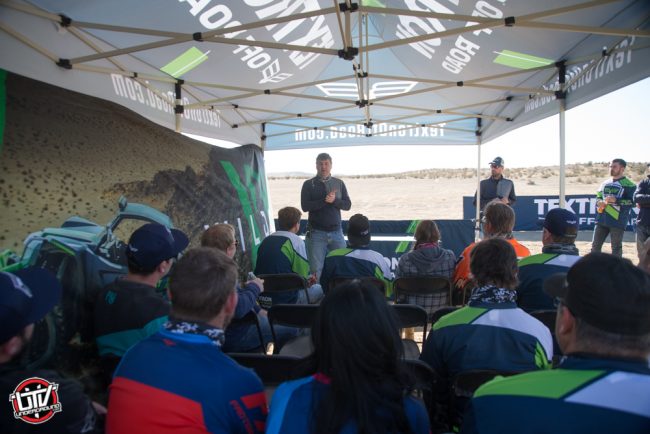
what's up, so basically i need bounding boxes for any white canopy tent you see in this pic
[1,0,649,226]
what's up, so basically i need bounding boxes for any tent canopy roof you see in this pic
[1,0,648,150]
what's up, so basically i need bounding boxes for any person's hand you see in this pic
[325,191,336,203]
[258,309,268,317]
[247,277,265,292]
[605,195,616,204]
[92,401,107,416]
[307,273,317,286]
[499,197,509,204]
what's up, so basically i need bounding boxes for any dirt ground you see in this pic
[267,173,641,264]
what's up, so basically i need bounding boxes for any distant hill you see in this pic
[268,162,648,183]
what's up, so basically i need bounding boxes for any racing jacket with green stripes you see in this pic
[319,246,393,297]
[596,176,636,229]
[420,302,553,379]
[517,247,581,312]
[461,354,650,433]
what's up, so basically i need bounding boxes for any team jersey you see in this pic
[320,247,394,297]
[462,355,650,434]
[421,302,553,379]
[596,176,636,229]
[255,231,310,278]
[517,251,581,312]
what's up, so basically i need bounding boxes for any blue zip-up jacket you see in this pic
[596,176,636,229]
[461,355,650,434]
[267,373,430,434]
[301,176,351,231]
[634,175,650,227]
[320,247,393,296]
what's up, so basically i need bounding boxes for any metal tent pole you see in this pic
[475,118,482,241]
[556,62,567,208]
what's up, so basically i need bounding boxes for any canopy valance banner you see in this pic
[0,0,647,150]
[0,71,271,274]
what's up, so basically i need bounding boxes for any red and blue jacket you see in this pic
[107,329,267,434]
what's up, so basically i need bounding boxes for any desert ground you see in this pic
[267,163,647,264]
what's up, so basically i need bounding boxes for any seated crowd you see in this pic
[1,201,649,434]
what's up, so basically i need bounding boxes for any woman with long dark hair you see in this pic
[267,280,430,434]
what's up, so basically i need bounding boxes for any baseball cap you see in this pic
[489,157,504,167]
[543,253,650,335]
[543,208,578,238]
[347,214,371,246]
[126,223,189,272]
[0,268,62,344]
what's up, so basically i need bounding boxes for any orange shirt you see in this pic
[453,238,530,291]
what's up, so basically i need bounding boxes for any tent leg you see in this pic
[475,121,482,242]
[556,61,567,209]
[559,98,566,208]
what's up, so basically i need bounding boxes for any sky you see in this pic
[188,77,649,176]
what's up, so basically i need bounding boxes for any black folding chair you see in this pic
[227,310,265,353]
[529,309,562,359]
[450,370,523,429]
[228,353,315,400]
[429,306,460,326]
[329,276,386,295]
[394,276,452,319]
[403,359,437,425]
[257,273,309,309]
[268,304,319,356]
[392,304,429,358]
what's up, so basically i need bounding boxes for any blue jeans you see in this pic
[297,283,324,304]
[636,224,650,261]
[306,228,346,279]
[591,224,624,257]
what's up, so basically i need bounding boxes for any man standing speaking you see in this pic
[474,156,517,211]
[301,153,351,279]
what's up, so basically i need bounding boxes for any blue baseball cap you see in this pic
[126,223,189,272]
[543,208,578,238]
[0,268,62,344]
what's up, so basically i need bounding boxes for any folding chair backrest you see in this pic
[258,273,307,291]
[257,273,309,309]
[529,309,561,356]
[450,370,522,429]
[403,359,436,423]
[268,304,319,329]
[392,304,429,342]
[394,276,451,298]
[228,353,314,400]
[228,310,265,353]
